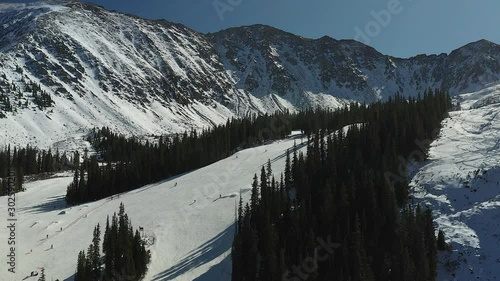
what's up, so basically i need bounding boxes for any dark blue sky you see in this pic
[11,0,500,58]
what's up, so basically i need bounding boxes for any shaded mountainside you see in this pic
[1,1,500,148]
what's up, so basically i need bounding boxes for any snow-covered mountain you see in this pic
[210,27,500,105]
[1,1,500,149]
[2,3,500,278]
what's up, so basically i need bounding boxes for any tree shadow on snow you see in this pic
[63,273,76,281]
[151,224,234,281]
[20,195,67,214]
[269,138,308,165]
[193,254,232,281]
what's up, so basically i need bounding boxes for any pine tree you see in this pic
[76,251,87,281]
[38,267,46,281]
[437,229,447,251]
[231,91,449,281]
[90,224,101,279]
[266,159,272,184]
[250,174,259,217]
[260,166,269,209]
[284,148,292,190]
[73,203,151,281]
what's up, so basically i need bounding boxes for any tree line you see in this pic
[0,145,72,195]
[67,111,294,204]
[232,89,452,281]
[66,89,451,208]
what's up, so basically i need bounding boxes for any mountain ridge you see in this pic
[1,1,500,149]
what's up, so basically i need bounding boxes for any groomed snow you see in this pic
[0,132,308,281]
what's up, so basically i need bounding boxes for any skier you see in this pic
[46,234,48,239]
[175,182,177,187]
[51,244,53,249]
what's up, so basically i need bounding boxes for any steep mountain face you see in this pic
[210,27,500,106]
[210,25,432,105]
[0,1,240,148]
[0,1,237,105]
[1,1,500,148]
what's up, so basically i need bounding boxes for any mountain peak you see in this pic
[458,39,499,52]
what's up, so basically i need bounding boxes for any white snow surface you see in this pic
[2,2,500,152]
[0,132,307,281]
[411,85,500,280]
[1,3,500,279]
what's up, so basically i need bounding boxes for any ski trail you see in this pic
[37,198,114,246]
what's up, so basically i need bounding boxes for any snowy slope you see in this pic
[0,132,307,281]
[411,84,500,280]
[0,0,239,149]
[2,1,500,150]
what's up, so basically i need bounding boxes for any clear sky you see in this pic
[10,0,500,58]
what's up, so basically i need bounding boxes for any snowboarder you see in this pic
[219,194,222,198]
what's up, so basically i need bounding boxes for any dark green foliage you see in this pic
[66,89,451,206]
[437,229,447,251]
[38,267,46,281]
[32,90,54,109]
[75,203,151,281]
[0,92,13,113]
[76,251,88,281]
[67,111,293,204]
[25,81,54,109]
[0,145,71,196]
[232,90,451,281]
